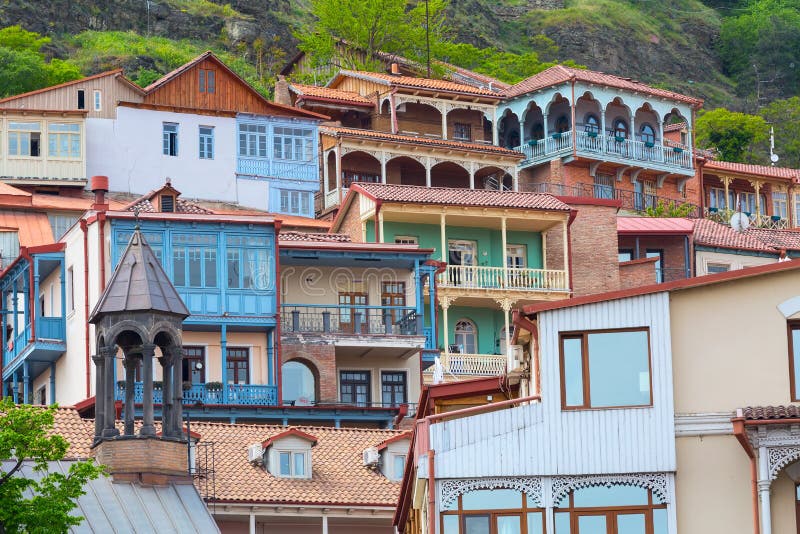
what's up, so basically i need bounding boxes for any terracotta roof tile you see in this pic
[336,70,502,98]
[352,183,571,211]
[703,160,799,180]
[503,65,702,106]
[745,228,800,251]
[52,408,95,459]
[321,126,523,157]
[290,84,374,106]
[741,405,800,420]
[692,218,776,252]
[280,231,351,243]
[127,197,214,215]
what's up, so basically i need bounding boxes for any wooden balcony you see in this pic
[437,265,569,293]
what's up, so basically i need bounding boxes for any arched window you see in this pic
[454,319,477,354]
[613,119,628,138]
[530,123,544,141]
[441,488,543,533]
[640,123,656,144]
[555,115,570,133]
[281,361,316,405]
[584,114,599,134]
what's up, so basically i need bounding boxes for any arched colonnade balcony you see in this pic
[497,82,701,177]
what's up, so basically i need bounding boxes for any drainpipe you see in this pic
[567,209,577,295]
[571,76,577,158]
[91,176,109,291]
[427,449,436,534]
[732,416,760,534]
[274,221,282,405]
[80,219,91,399]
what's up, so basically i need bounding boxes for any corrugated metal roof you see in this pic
[616,217,694,235]
[4,460,219,533]
[0,210,54,247]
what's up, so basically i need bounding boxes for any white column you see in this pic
[440,213,447,262]
[381,153,387,184]
[519,120,526,145]
[323,151,330,194]
[492,109,499,146]
[426,159,432,188]
[249,513,256,534]
[441,106,448,140]
[758,446,773,534]
[442,299,450,356]
[469,162,475,190]
[501,216,508,287]
[600,107,607,142]
[322,515,329,534]
[378,210,385,243]
[543,114,549,139]
[501,299,513,372]
[512,166,519,192]
[562,220,570,289]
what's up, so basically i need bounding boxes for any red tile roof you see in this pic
[280,231,352,243]
[334,70,502,98]
[503,65,703,106]
[703,160,799,180]
[741,406,800,420]
[617,217,694,235]
[746,228,800,251]
[321,126,524,157]
[262,428,319,448]
[351,183,571,211]
[290,83,374,107]
[693,218,775,252]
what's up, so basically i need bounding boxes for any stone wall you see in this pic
[281,337,337,403]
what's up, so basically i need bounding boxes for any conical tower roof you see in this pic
[89,228,189,323]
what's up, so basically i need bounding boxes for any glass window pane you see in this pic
[188,248,202,286]
[572,485,649,507]
[578,515,606,534]
[563,337,584,406]
[279,452,291,475]
[227,250,240,288]
[204,249,217,287]
[527,512,543,534]
[281,361,316,403]
[554,513,570,534]
[653,509,668,534]
[463,515,490,534]
[462,489,522,510]
[173,250,186,286]
[393,454,405,480]
[293,453,305,476]
[616,514,646,534]
[497,516,521,534]
[588,330,650,407]
[442,515,460,534]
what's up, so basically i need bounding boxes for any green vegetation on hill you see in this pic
[0,26,80,98]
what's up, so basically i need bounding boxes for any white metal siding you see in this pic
[431,293,676,478]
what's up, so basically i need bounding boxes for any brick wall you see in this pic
[569,203,621,296]
[544,224,565,271]
[281,337,338,403]
[618,235,692,282]
[337,198,365,242]
[94,437,187,477]
[619,257,658,289]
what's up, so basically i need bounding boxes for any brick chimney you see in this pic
[91,175,109,211]
[390,63,400,75]
[274,75,292,106]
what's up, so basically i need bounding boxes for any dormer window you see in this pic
[262,428,317,480]
[278,450,308,477]
[376,433,411,482]
[160,195,175,212]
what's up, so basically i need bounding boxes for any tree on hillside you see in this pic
[761,97,800,169]
[296,0,448,72]
[0,399,105,533]
[695,108,768,163]
[0,26,81,98]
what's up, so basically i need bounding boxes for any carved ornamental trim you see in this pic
[439,477,543,510]
[551,473,670,506]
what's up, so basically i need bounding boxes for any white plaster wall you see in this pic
[234,177,270,212]
[695,249,776,276]
[281,266,416,307]
[89,108,237,202]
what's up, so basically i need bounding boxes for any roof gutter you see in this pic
[732,417,760,534]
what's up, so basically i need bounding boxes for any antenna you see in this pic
[425,0,431,78]
[770,126,779,166]
[730,194,750,233]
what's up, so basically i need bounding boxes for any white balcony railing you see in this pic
[437,265,569,292]
[324,188,340,209]
[441,353,507,376]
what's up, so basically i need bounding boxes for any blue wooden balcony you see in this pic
[116,382,278,406]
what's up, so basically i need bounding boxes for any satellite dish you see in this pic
[771,153,780,163]
[730,211,750,233]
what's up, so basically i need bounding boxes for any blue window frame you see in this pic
[238,123,267,157]
[279,190,311,216]
[273,126,313,161]
[199,126,214,159]
[163,123,178,156]
[172,234,217,288]
[226,235,272,290]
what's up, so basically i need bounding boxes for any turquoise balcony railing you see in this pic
[116,382,278,406]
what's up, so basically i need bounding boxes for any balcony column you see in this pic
[519,120,526,145]
[33,257,40,330]
[322,151,330,195]
[563,220,570,287]
[380,153,387,184]
[492,108,499,146]
[441,295,453,357]
[123,352,136,436]
[469,162,475,190]
[441,104,448,140]
[378,209,385,243]
[12,371,18,403]
[750,180,763,217]
[221,324,228,404]
[497,298,514,372]
[101,346,119,438]
[600,107,606,139]
[139,343,156,437]
[92,353,103,440]
[722,176,732,210]
[426,158,432,188]
[440,212,447,263]
[170,346,183,436]
[543,113,549,140]
[501,216,508,288]
[758,446,773,534]
[335,146,343,204]
[22,359,29,404]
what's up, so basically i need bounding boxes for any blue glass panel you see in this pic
[572,485,649,507]
[464,515,490,534]
[588,330,650,407]
[563,337,584,406]
[554,513,570,534]
[442,515,459,534]
[279,452,290,475]
[462,489,522,510]
[577,515,606,534]
[653,509,668,534]
[526,512,543,534]
[293,452,305,476]
[616,514,646,534]
[497,516,520,534]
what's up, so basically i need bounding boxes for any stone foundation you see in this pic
[95,437,188,479]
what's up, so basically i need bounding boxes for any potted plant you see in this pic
[587,131,598,138]
[673,146,683,153]
[182,381,193,391]
[153,381,162,390]
[615,135,626,143]
[552,132,562,140]
[206,381,223,391]
[644,141,655,148]
[527,139,538,147]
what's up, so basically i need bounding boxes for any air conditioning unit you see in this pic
[247,443,263,464]
[511,345,524,366]
[362,447,380,467]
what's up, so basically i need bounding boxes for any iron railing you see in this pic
[116,382,279,406]
[281,304,425,336]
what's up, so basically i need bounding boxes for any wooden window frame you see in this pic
[394,235,418,245]
[440,491,544,534]
[381,370,407,406]
[788,322,800,402]
[555,488,667,534]
[226,347,250,385]
[339,370,371,406]
[381,281,406,323]
[182,346,206,384]
[559,327,653,411]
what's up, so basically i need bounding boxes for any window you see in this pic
[282,361,316,405]
[36,386,46,406]
[584,114,599,134]
[182,346,205,384]
[618,249,633,262]
[394,236,418,245]
[593,174,614,200]
[454,319,477,354]
[448,240,477,267]
[48,123,81,158]
[226,347,249,384]
[506,245,527,269]
[340,371,370,406]
[391,454,406,481]
[381,371,407,407]
[273,126,313,161]
[199,126,214,159]
[93,90,102,112]
[77,90,85,110]
[163,123,178,156]
[709,187,733,211]
[66,267,74,312]
[8,122,41,157]
[640,123,656,144]
[277,451,307,477]
[706,263,730,274]
[441,489,543,534]
[453,122,472,141]
[339,290,368,333]
[199,69,215,93]
[613,118,628,138]
[789,323,800,401]
[279,190,311,216]
[635,180,657,211]
[561,329,651,409]
[555,115,570,133]
[238,123,267,157]
[774,192,788,219]
[171,234,217,288]
[226,235,271,290]
[48,214,79,240]
[381,282,406,323]
[554,485,667,534]
[160,195,175,213]
[646,249,664,283]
